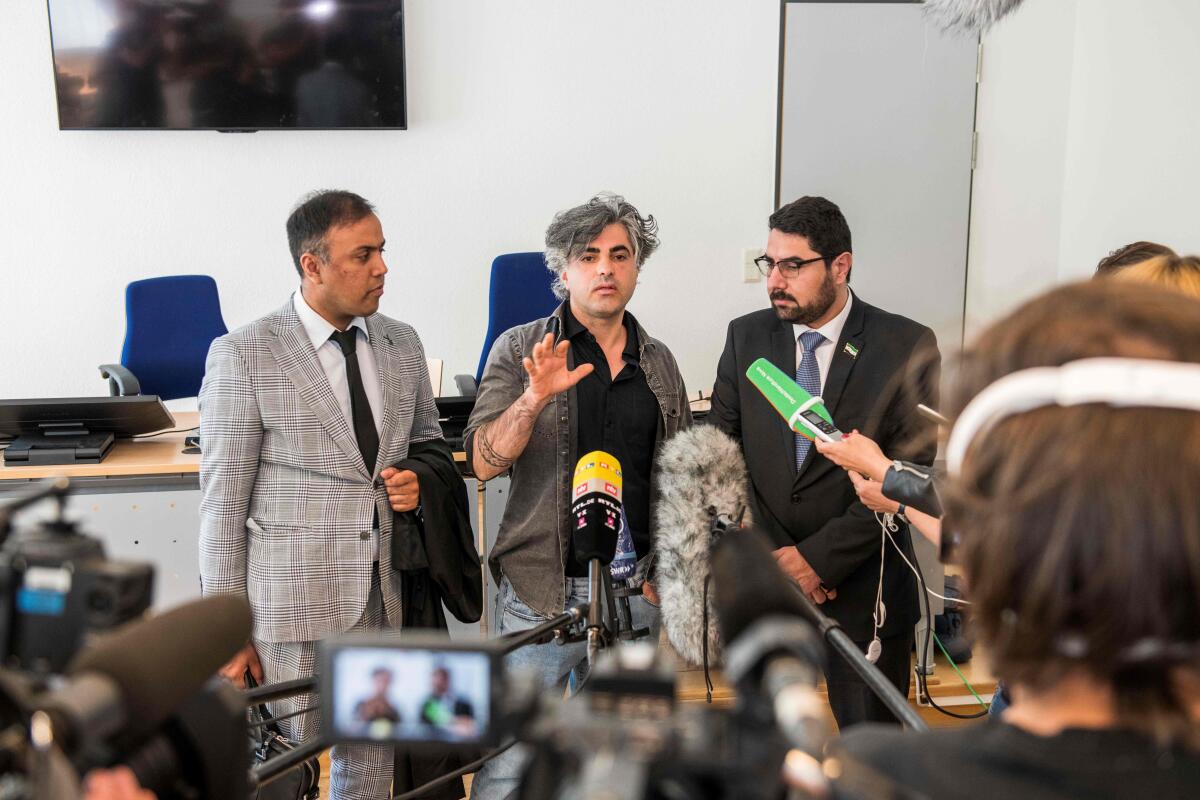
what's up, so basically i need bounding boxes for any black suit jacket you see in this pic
[709,293,940,641]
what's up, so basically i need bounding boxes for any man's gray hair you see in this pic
[544,193,660,299]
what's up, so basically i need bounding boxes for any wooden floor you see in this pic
[675,647,996,727]
[312,649,993,797]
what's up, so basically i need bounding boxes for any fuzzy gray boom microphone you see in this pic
[923,0,1028,33]
[653,425,751,666]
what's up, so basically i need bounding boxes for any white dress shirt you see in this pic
[293,290,384,437]
[793,289,854,394]
[292,290,383,557]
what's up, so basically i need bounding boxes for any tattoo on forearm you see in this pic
[477,427,515,469]
[475,393,544,472]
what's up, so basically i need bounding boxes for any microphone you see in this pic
[710,526,811,646]
[713,527,929,731]
[711,528,929,795]
[40,594,252,753]
[710,528,830,757]
[570,450,624,567]
[746,358,844,443]
[923,0,1029,33]
[653,425,751,666]
[572,451,625,663]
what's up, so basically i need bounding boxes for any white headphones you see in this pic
[946,357,1200,475]
[944,356,1200,666]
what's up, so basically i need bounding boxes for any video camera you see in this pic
[310,524,915,800]
[0,479,153,674]
[0,479,249,800]
[0,479,919,800]
[318,632,793,800]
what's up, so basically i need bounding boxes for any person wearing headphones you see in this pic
[836,279,1200,798]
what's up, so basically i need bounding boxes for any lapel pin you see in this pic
[843,342,860,359]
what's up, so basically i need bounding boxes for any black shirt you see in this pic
[838,720,1200,800]
[562,306,659,577]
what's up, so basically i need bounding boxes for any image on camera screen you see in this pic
[329,647,491,744]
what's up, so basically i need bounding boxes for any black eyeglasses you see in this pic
[753,255,827,278]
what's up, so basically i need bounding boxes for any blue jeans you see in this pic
[469,572,661,800]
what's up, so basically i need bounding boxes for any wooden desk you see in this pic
[0,412,202,490]
[1,411,487,627]
[0,411,468,485]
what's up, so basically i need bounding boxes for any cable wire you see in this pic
[132,426,199,439]
[877,512,989,719]
[907,535,989,719]
[878,513,970,605]
[933,631,990,709]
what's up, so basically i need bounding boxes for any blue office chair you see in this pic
[99,275,229,400]
[454,252,560,396]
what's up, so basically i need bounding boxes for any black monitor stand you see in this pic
[5,422,115,466]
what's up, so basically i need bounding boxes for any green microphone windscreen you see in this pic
[746,357,836,442]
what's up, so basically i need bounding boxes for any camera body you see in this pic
[0,517,152,674]
[518,646,790,800]
[321,635,791,800]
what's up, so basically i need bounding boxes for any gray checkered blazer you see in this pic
[198,298,443,643]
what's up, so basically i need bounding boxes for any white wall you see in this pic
[966,0,1200,339]
[0,1,780,400]
[6,0,1199,401]
[1056,1,1200,277]
[964,0,1078,340]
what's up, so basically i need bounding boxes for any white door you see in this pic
[777,1,979,352]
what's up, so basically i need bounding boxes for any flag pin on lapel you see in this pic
[843,342,860,359]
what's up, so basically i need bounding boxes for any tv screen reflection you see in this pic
[47,0,406,130]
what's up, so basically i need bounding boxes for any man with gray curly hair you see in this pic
[542,191,660,299]
[464,194,690,799]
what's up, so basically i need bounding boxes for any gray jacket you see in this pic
[464,304,692,617]
[199,299,442,643]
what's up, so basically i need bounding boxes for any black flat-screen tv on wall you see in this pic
[47,0,406,130]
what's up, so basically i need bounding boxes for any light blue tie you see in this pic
[795,330,826,470]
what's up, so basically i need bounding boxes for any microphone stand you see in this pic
[789,586,928,731]
[500,605,590,655]
[243,676,318,706]
[583,561,651,668]
[610,580,648,643]
[586,559,605,667]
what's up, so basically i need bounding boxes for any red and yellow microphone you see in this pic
[571,451,623,566]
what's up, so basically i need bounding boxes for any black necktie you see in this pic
[329,329,379,476]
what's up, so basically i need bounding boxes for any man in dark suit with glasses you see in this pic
[709,195,940,729]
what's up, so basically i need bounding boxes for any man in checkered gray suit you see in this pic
[199,190,442,799]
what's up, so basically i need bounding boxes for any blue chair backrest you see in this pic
[121,275,229,400]
[475,253,560,383]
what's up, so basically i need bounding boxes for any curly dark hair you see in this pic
[544,193,658,299]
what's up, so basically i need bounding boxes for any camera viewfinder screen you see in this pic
[329,647,491,744]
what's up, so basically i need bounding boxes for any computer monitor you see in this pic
[0,396,175,466]
[434,396,475,452]
[46,0,407,131]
